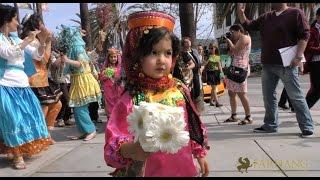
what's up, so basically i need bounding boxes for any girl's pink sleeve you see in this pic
[104,93,134,168]
[99,69,108,83]
[190,123,209,158]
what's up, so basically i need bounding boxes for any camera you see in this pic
[222,32,232,40]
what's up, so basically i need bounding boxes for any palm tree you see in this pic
[258,3,271,16]
[13,3,21,36]
[179,3,196,45]
[36,3,43,21]
[215,3,233,29]
[80,3,92,50]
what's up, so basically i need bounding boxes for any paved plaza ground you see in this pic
[1,74,319,177]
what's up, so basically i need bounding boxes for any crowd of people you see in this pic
[0,3,319,177]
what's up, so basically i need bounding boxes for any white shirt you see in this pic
[0,35,43,87]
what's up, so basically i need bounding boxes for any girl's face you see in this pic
[209,46,216,55]
[109,54,118,64]
[7,14,19,32]
[141,34,173,79]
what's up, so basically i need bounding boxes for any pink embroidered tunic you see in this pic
[104,85,208,177]
[99,65,124,116]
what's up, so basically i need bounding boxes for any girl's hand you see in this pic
[237,3,245,15]
[61,55,68,63]
[132,142,150,161]
[121,142,150,161]
[197,157,209,177]
[27,29,41,42]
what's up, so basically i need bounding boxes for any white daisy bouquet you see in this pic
[127,101,190,154]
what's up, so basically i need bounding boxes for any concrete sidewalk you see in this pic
[0,75,319,177]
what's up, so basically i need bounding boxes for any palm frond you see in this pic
[70,19,81,24]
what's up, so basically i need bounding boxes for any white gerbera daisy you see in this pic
[144,113,190,154]
[139,102,184,120]
[127,105,148,142]
[128,101,189,154]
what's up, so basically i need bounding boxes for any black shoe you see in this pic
[215,102,223,107]
[290,108,295,113]
[253,126,277,133]
[278,104,289,110]
[300,130,314,138]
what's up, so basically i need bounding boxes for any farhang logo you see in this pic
[237,157,254,173]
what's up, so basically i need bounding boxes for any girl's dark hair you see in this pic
[20,14,43,39]
[0,4,17,29]
[134,27,180,63]
[230,24,245,34]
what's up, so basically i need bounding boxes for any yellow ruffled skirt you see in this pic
[69,72,102,107]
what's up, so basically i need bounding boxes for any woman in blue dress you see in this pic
[0,4,51,169]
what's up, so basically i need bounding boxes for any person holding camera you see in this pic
[223,24,253,125]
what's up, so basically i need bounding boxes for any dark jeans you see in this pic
[57,83,72,122]
[306,61,320,109]
[278,88,292,109]
[88,101,99,121]
[261,65,313,132]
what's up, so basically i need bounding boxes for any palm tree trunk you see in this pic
[80,3,92,50]
[308,3,316,24]
[244,3,258,20]
[258,3,271,16]
[215,3,233,29]
[13,3,21,36]
[32,3,36,13]
[36,3,43,21]
[179,3,196,46]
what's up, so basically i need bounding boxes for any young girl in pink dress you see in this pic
[99,48,124,118]
[104,11,210,177]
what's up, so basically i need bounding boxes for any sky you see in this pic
[4,3,83,35]
[4,3,215,39]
